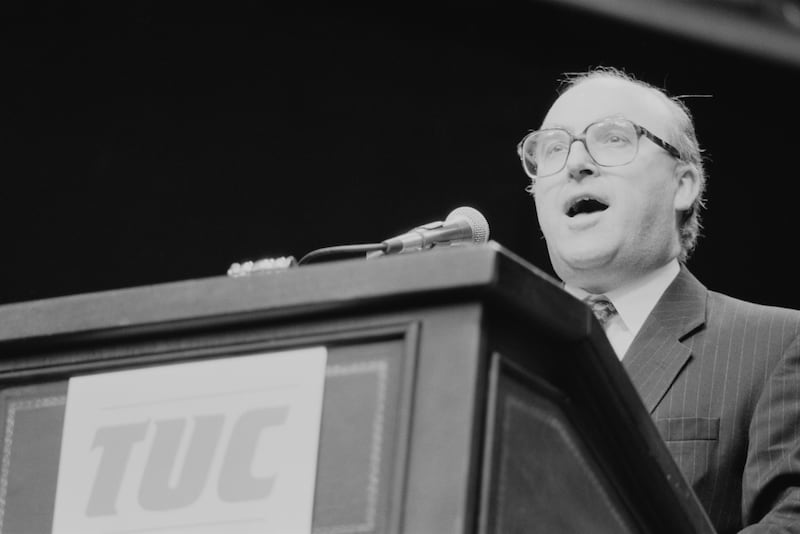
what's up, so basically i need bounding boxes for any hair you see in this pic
[539,67,708,263]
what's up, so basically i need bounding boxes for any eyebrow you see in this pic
[542,114,628,132]
[541,122,570,130]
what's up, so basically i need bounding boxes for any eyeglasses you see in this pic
[517,117,682,179]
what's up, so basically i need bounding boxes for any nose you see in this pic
[565,139,597,181]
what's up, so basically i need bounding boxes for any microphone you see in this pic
[381,206,490,255]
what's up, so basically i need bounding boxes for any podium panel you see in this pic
[0,328,418,534]
[485,359,640,534]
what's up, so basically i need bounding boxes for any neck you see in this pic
[566,258,680,295]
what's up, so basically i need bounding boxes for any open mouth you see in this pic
[566,197,609,218]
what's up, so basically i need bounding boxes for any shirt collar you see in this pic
[565,259,680,337]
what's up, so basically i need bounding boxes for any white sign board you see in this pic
[52,347,327,534]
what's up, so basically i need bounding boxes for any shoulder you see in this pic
[678,267,800,326]
[707,289,800,323]
[705,288,800,350]
[672,267,800,349]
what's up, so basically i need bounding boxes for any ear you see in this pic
[525,177,537,197]
[673,163,700,212]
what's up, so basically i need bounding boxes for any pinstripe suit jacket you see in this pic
[623,267,800,533]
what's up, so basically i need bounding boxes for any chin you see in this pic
[559,244,615,270]
[557,264,618,292]
[551,247,617,285]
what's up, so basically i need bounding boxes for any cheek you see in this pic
[532,182,560,216]
[533,194,559,231]
[623,172,677,219]
[616,185,678,246]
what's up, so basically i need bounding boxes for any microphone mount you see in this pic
[296,206,490,266]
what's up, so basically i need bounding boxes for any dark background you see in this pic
[2,3,799,308]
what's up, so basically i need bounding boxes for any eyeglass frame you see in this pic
[517,117,683,179]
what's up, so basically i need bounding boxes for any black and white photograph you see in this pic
[2,2,800,532]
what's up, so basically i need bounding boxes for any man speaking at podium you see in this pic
[519,68,800,533]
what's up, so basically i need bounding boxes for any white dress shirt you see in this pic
[565,259,681,359]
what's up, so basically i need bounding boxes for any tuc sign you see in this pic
[52,347,327,534]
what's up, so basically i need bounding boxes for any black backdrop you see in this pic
[3,3,799,309]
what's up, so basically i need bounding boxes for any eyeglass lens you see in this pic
[521,118,640,177]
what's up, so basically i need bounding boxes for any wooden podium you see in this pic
[0,242,714,533]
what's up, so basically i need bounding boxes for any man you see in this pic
[519,68,800,533]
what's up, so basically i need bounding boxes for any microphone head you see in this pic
[445,206,490,245]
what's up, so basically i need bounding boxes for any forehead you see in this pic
[542,77,673,138]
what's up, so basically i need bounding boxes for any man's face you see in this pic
[532,77,695,292]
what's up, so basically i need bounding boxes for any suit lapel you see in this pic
[622,267,708,413]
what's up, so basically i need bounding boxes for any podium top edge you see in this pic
[0,241,576,344]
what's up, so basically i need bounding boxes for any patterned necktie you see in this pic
[584,294,618,327]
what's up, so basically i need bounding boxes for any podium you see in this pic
[0,242,714,533]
